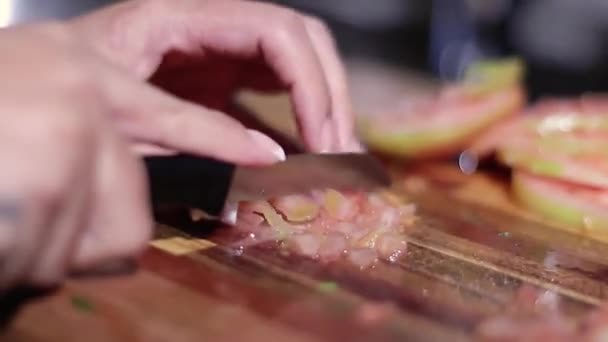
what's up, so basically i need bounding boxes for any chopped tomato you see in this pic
[269,194,320,223]
[233,189,415,267]
[321,189,360,220]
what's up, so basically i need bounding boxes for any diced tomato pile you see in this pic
[231,189,416,268]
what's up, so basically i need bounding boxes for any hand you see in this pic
[0,22,284,289]
[68,0,362,153]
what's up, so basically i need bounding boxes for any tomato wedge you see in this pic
[358,58,525,159]
[511,171,608,234]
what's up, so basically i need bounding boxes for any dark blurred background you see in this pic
[4,0,608,101]
[268,0,608,101]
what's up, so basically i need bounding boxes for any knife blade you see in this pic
[144,153,390,217]
[227,153,391,202]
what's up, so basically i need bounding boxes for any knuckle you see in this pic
[156,110,188,143]
[271,7,307,43]
[27,178,66,212]
[155,104,202,143]
[120,223,152,256]
[25,122,93,208]
[305,16,338,47]
[47,111,93,147]
[306,15,330,35]
[58,65,99,101]
[29,268,65,287]
[105,216,152,260]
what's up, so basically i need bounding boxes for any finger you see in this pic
[106,75,286,165]
[303,16,362,152]
[255,9,332,152]
[0,113,92,288]
[74,1,333,152]
[130,143,178,156]
[227,101,304,155]
[0,196,54,290]
[26,111,98,286]
[72,122,152,269]
[27,165,91,285]
[150,1,332,153]
[0,194,32,291]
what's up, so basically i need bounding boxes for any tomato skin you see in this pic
[512,171,608,235]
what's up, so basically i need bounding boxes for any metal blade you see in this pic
[226,153,391,202]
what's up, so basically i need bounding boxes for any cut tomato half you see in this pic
[358,58,525,159]
[496,137,608,188]
[511,171,608,234]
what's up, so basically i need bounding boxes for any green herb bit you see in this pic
[318,281,339,294]
[70,295,95,313]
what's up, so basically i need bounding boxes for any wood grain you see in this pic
[5,164,608,341]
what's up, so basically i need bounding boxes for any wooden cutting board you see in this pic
[4,63,608,341]
[5,162,608,342]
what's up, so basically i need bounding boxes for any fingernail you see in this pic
[319,119,335,153]
[247,129,286,161]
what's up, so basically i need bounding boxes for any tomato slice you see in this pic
[358,58,525,159]
[496,137,608,189]
[469,97,608,159]
[511,171,608,234]
[475,96,608,187]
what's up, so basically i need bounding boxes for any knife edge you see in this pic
[145,153,391,213]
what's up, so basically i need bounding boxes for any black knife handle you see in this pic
[143,155,236,217]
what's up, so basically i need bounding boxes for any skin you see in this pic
[0,0,359,290]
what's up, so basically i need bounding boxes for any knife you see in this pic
[144,153,391,217]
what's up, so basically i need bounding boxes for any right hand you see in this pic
[0,23,285,290]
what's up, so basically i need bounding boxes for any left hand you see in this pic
[67,0,362,154]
